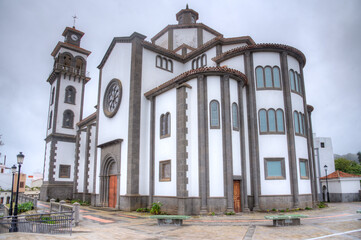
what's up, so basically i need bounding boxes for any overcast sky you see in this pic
[0,0,360,175]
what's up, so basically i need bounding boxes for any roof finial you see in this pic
[72,15,78,28]
[186,4,189,9]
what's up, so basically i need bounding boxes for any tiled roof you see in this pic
[77,112,96,127]
[144,66,247,98]
[320,170,361,179]
[212,43,306,67]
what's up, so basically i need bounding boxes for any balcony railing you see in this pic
[53,63,89,77]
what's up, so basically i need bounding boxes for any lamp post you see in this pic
[8,165,17,216]
[324,165,330,203]
[9,152,24,232]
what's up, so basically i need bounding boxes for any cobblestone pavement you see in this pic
[0,202,360,239]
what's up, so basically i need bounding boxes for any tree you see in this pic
[334,158,361,175]
[357,152,361,164]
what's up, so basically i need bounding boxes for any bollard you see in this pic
[73,202,80,226]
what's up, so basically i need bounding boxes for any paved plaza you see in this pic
[0,202,360,239]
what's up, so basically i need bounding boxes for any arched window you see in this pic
[51,87,55,105]
[201,54,207,67]
[48,111,52,129]
[273,67,281,88]
[294,71,299,92]
[210,100,220,129]
[256,66,264,88]
[63,54,72,67]
[160,112,171,138]
[63,110,74,128]
[298,112,303,135]
[259,108,285,134]
[259,109,267,133]
[289,70,295,91]
[268,109,276,132]
[75,58,84,75]
[162,57,168,69]
[264,66,273,88]
[294,111,300,134]
[168,60,173,72]
[65,86,76,104]
[192,59,197,70]
[156,55,162,67]
[232,103,239,130]
[276,109,284,132]
[256,66,282,89]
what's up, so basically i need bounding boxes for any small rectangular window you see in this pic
[299,159,309,179]
[264,158,286,180]
[19,182,24,188]
[59,165,71,178]
[321,142,325,148]
[159,160,171,182]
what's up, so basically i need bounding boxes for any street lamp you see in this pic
[324,165,330,203]
[9,152,24,232]
[8,165,17,216]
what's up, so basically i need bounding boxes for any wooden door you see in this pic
[108,175,117,208]
[233,180,241,213]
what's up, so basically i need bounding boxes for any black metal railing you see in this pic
[0,211,73,235]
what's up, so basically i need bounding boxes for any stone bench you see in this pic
[150,215,190,226]
[264,214,308,226]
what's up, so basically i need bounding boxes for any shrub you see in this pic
[18,202,34,214]
[150,202,162,215]
[225,211,235,215]
[271,208,277,212]
[317,202,327,208]
[136,208,150,212]
[305,207,312,210]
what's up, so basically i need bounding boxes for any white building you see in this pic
[41,6,318,214]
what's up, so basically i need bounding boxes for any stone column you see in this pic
[238,82,250,211]
[177,85,189,214]
[197,75,209,214]
[280,52,299,208]
[244,51,260,211]
[148,97,156,208]
[221,75,234,211]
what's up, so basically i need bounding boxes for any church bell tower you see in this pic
[40,26,91,201]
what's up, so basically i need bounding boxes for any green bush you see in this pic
[150,202,162,215]
[305,207,312,210]
[18,202,34,214]
[136,208,150,212]
[225,211,235,215]
[317,202,326,208]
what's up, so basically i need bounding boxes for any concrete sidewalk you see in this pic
[1,202,360,239]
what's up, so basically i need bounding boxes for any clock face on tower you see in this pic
[103,79,122,118]
[71,34,78,41]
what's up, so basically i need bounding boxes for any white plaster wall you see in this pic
[87,125,96,193]
[295,136,311,194]
[141,49,184,93]
[287,55,300,73]
[98,43,132,195]
[221,55,245,74]
[77,131,87,192]
[253,52,281,68]
[186,79,199,197]
[54,141,75,182]
[340,179,361,193]
[256,91,284,110]
[314,137,335,177]
[324,180,342,193]
[154,89,177,196]
[174,28,198,49]
[203,30,216,43]
[203,47,217,67]
[243,87,251,195]
[43,142,51,181]
[230,79,241,175]
[139,95,150,195]
[46,82,56,136]
[207,76,224,197]
[258,135,291,195]
[222,43,247,53]
[56,78,82,135]
[154,32,168,49]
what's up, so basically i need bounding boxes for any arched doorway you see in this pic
[108,162,117,208]
[100,156,119,208]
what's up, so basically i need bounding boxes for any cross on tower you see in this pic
[72,15,78,28]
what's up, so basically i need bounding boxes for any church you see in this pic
[40,6,318,214]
